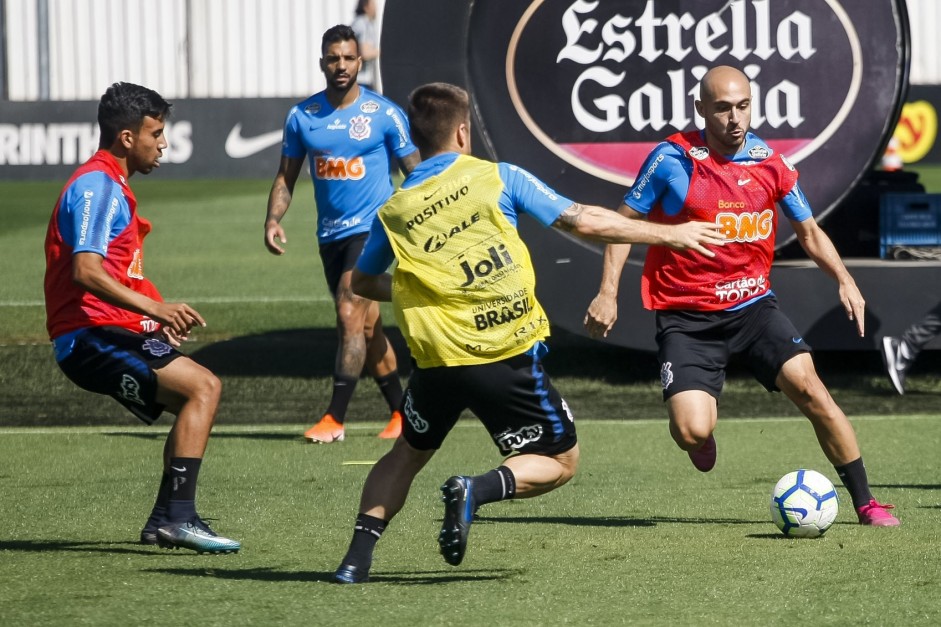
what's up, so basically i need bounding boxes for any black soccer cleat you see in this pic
[438,475,475,566]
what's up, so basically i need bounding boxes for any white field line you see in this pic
[0,414,933,436]
[0,295,332,307]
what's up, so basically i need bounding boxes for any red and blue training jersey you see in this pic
[44,150,163,343]
[625,131,806,312]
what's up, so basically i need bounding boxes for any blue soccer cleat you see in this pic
[157,518,240,554]
[333,563,369,584]
[438,476,475,566]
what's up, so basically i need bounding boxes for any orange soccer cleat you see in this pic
[304,414,345,443]
[377,410,403,439]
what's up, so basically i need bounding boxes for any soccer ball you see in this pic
[770,469,839,538]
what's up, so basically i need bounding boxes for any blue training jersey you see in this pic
[358,152,574,274]
[624,131,812,222]
[281,87,417,243]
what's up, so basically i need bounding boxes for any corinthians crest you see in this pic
[348,115,372,141]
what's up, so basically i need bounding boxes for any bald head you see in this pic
[696,66,752,154]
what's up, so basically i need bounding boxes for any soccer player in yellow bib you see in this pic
[332,82,725,583]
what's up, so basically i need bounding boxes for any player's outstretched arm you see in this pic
[552,203,724,254]
[351,267,392,303]
[791,216,866,337]
[264,156,305,255]
[72,252,206,336]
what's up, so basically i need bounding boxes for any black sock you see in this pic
[471,466,517,506]
[374,372,404,413]
[166,457,202,522]
[326,374,359,423]
[341,514,388,570]
[834,457,874,509]
[144,472,172,526]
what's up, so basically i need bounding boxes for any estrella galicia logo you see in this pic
[505,0,862,187]
[120,374,146,406]
[748,145,772,160]
[688,146,709,161]
[496,424,543,454]
[142,338,173,357]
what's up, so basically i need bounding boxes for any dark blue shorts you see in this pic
[401,343,577,457]
[655,295,812,400]
[319,233,368,297]
[56,326,183,424]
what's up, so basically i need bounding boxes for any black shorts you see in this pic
[319,233,368,297]
[56,326,183,424]
[655,295,812,400]
[400,343,577,457]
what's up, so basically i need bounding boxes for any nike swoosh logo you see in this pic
[792,337,803,344]
[737,178,751,186]
[423,187,441,201]
[225,123,282,159]
[171,466,188,472]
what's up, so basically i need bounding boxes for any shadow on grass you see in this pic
[103,432,302,442]
[869,483,941,490]
[0,539,157,556]
[146,566,516,585]
[187,326,661,382]
[476,515,765,526]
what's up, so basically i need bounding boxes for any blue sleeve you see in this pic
[497,163,574,227]
[622,143,689,215]
[281,106,306,159]
[780,181,813,222]
[384,102,418,160]
[57,172,130,256]
[356,217,395,274]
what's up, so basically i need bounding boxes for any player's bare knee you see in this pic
[188,371,222,410]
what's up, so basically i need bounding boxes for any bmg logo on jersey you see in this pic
[314,156,365,180]
[716,209,774,243]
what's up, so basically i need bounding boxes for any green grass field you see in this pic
[1,169,941,625]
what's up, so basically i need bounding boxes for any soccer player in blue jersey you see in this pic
[44,82,239,553]
[264,25,421,443]
[331,82,724,583]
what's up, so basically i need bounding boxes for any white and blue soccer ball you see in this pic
[770,469,839,538]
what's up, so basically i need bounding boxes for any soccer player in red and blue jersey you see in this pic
[44,82,240,552]
[264,24,420,443]
[584,66,899,527]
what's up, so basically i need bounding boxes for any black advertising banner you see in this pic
[0,98,298,180]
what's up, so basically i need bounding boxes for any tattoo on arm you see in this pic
[554,203,585,232]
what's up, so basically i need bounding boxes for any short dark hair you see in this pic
[97,82,171,148]
[407,83,470,156]
[321,24,359,56]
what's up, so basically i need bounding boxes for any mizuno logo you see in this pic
[225,123,282,159]
[737,178,751,186]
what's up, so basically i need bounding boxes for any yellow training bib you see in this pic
[378,155,550,367]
